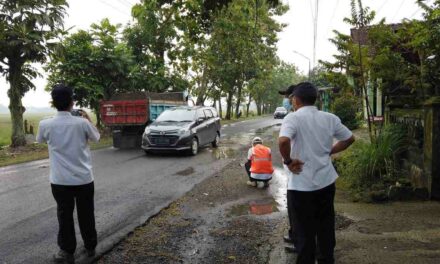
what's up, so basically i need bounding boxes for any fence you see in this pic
[386,96,440,199]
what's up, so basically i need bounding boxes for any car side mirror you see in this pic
[197,117,205,123]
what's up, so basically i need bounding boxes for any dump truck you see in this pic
[100,92,188,148]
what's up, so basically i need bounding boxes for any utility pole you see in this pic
[313,0,319,68]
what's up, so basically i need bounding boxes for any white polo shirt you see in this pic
[37,112,100,186]
[279,106,352,191]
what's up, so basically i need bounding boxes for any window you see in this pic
[197,109,206,120]
[156,109,196,122]
[204,109,213,119]
[211,108,218,117]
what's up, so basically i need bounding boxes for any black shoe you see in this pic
[284,244,298,254]
[86,248,96,257]
[53,250,75,264]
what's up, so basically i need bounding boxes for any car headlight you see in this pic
[144,127,151,135]
[178,129,190,136]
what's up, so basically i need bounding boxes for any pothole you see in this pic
[175,167,195,176]
[336,214,355,230]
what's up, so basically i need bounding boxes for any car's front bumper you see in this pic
[141,133,193,151]
[274,113,287,118]
[141,146,191,151]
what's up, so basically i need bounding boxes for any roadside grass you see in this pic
[0,136,112,168]
[0,113,54,147]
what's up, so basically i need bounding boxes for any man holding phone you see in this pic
[37,84,100,263]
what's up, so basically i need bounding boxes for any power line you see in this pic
[98,0,131,17]
[116,0,133,8]
[391,0,408,21]
[326,0,339,35]
[409,7,423,19]
[376,0,390,15]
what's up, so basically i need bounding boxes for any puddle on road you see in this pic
[249,199,280,215]
[212,147,237,160]
[268,168,288,211]
[175,167,195,176]
[227,198,280,217]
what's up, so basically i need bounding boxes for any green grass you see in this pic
[0,111,98,147]
[0,113,54,147]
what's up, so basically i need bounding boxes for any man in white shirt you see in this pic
[37,84,100,263]
[279,82,354,264]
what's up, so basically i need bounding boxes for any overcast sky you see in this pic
[0,0,432,108]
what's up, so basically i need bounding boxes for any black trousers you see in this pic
[51,182,97,254]
[288,183,336,264]
[287,191,298,245]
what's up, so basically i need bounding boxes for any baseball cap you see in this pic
[291,82,318,98]
[252,137,263,145]
[278,84,298,97]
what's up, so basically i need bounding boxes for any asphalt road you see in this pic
[0,116,281,264]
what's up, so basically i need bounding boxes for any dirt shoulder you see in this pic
[98,126,287,264]
[98,126,440,264]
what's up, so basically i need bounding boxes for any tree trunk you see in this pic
[218,95,223,118]
[8,67,27,147]
[196,67,209,106]
[246,94,252,117]
[225,91,234,120]
[235,84,243,117]
[93,105,102,128]
[256,100,262,116]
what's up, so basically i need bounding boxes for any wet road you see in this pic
[0,116,281,263]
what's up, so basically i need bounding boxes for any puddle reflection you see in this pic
[249,199,279,215]
[268,168,288,212]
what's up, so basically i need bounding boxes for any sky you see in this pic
[0,0,432,108]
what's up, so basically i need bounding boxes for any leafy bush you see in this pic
[335,124,407,198]
[331,95,361,130]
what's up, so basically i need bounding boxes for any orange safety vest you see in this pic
[250,144,274,174]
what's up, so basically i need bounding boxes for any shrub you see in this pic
[331,95,361,130]
[335,124,407,199]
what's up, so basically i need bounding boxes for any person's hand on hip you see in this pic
[288,159,304,174]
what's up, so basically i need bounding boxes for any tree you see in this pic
[46,19,138,127]
[249,61,303,116]
[204,0,286,119]
[124,0,194,93]
[0,0,68,147]
[408,0,440,96]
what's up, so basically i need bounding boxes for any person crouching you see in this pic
[245,137,274,188]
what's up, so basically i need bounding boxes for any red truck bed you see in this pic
[100,99,149,126]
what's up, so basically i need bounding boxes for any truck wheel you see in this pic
[190,138,199,156]
[212,133,220,148]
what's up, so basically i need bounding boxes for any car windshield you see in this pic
[276,107,286,111]
[156,109,196,122]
